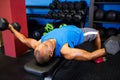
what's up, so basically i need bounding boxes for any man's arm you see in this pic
[60,44,105,61]
[9,24,40,49]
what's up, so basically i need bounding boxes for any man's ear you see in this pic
[49,51,54,57]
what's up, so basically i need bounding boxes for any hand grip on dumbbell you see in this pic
[0,18,21,32]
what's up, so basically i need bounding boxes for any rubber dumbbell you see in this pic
[94,9,105,20]
[104,35,120,55]
[0,18,21,32]
[62,2,68,10]
[58,12,65,20]
[106,28,118,38]
[76,10,85,15]
[74,1,87,10]
[32,31,41,40]
[65,14,72,22]
[49,0,60,10]
[47,11,58,19]
[73,14,83,22]
[67,2,74,10]
[105,10,117,21]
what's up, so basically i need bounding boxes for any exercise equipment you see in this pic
[0,18,21,31]
[106,28,118,37]
[49,0,60,10]
[74,1,87,10]
[104,35,120,55]
[105,10,117,21]
[32,31,41,40]
[67,2,74,10]
[59,24,67,28]
[62,2,68,10]
[47,11,58,19]
[44,23,54,35]
[94,9,105,20]
[73,14,83,22]
[95,26,106,38]
[24,58,61,78]
[58,11,65,20]
[65,13,72,22]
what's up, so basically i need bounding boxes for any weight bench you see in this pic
[24,58,63,80]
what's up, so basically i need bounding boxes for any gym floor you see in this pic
[0,42,120,80]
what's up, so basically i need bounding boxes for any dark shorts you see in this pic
[81,28,98,42]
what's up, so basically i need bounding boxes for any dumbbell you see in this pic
[58,11,65,20]
[62,2,68,10]
[74,1,87,10]
[105,10,117,21]
[73,14,83,22]
[49,0,60,10]
[104,35,120,55]
[0,18,21,32]
[106,28,118,38]
[76,10,85,15]
[65,13,72,22]
[32,31,41,40]
[94,9,105,20]
[47,11,58,19]
[67,2,74,10]
[94,26,106,38]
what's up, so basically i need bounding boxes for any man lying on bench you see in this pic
[9,24,120,65]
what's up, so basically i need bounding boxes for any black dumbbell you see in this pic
[76,10,85,15]
[73,14,83,22]
[105,10,117,21]
[94,9,105,20]
[62,2,68,10]
[74,1,87,10]
[106,28,118,38]
[0,18,21,32]
[49,0,60,10]
[47,11,58,19]
[32,31,41,40]
[104,35,120,55]
[65,13,72,22]
[67,2,74,10]
[94,26,106,38]
[70,10,76,15]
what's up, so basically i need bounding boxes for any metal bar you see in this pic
[27,14,49,18]
[88,0,94,28]
[26,6,49,9]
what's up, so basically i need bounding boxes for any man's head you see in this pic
[34,40,54,64]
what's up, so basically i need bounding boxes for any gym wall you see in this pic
[0,31,3,47]
[26,0,120,29]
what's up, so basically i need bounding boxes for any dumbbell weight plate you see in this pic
[11,22,21,32]
[0,18,9,31]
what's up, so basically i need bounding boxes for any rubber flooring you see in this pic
[0,42,120,80]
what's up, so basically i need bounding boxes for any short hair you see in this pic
[34,50,46,65]
[34,50,54,66]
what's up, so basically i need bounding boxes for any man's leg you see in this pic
[94,31,101,49]
[81,28,105,63]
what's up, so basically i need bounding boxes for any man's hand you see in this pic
[8,24,14,32]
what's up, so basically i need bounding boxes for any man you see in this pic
[9,24,106,64]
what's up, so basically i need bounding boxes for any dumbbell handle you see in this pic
[8,24,15,33]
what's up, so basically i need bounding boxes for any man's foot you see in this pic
[94,57,106,64]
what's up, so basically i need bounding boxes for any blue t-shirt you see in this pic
[41,25,84,57]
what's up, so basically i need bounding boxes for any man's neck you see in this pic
[49,39,56,52]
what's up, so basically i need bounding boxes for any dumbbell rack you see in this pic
[88,0,120,28]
